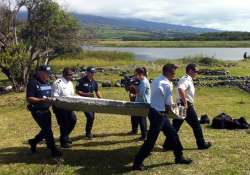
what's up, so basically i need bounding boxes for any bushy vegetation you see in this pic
[51,50,137,71]
[0,0,81,89]
[180,56,226,66]
[196,32,250,41]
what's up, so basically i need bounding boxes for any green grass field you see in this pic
[1,87,250,175]
[1,50,250,174]
[94,40,250,48]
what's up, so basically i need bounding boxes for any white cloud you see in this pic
[57,0,250,31]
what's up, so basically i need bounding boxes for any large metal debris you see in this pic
[53,96,150,116]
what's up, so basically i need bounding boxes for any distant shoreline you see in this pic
[82,45,250,61]
[92,40,250,48]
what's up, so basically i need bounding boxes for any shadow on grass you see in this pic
[73,138,137,147]
[0,146,137,174]
[153,147,197,153]
[0,143,177,174]
[70,132,131,142]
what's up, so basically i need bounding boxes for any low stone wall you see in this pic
[53,68,250,94]
[198,69,229,76]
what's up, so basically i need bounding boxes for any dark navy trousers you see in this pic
[134,108,183,165]
[52,106,77,143]
[31,110,57,151]
[163,102,205,149]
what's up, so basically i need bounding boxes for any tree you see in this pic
[0,0,81,90]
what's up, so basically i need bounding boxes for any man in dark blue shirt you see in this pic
[26,65,62,158]
[76,67,102,139]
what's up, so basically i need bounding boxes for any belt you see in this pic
[150,108,166,114]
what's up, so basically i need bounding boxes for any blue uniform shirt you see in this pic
[135,78,151,104]
[75,76,98,95]
[150,75,173,112]
[26,78,52,110]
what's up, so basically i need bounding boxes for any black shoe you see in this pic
[198,142,212,150]
[86,133,94,140]
[162,144,173,152]
[61,142,72,148]
[127,131,138,135]
[66,138,72,144]
[162,146,172,152]
[61,136,72,145]
[132,164,145,171]
[28,139,37,153]
[137,137,146,141]
[51,150,63,158]
[175,156,193,164]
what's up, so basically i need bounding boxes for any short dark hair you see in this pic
[63,67,73,76]
[135,67,146,75]
[142,67,148,77]
[186,64,197,73]
[162,64,178,75]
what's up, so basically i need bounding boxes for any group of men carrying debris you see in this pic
[26,63,212,171]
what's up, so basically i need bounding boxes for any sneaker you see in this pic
[132,163,145,171]
[198,142,212,150]
[28,139,37,153]
[175,156,193,164]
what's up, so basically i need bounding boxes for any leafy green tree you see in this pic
[0,0,81,90]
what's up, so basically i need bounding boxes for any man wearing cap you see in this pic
[132,64,192,171]
[76,67,102,139]
[26,65,62,158]
[163,64,211,151]
[52,68,77,148]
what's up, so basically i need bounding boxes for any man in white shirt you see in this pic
[164,64,211,150]
[132,64,192,171]
[52,68,77,148]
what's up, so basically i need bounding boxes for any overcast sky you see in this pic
[57,0,250,31]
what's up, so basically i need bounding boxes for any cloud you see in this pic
[57,0,250,31]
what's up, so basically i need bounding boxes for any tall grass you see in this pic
[51,50,137,71]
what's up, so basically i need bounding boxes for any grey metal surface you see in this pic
[53,96,150,116]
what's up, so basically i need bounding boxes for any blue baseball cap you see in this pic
[86,67,96,73]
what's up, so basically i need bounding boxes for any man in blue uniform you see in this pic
[76,67,102,139]
[27,65,62,158]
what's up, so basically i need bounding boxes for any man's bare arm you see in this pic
[96,91,102,98]
[27,97,50,104]
[178,88,188,109]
